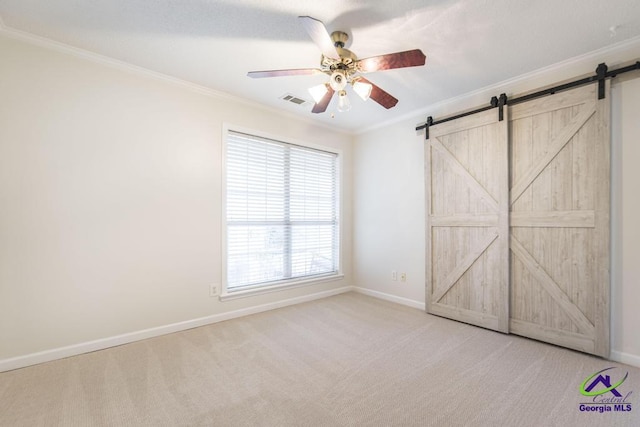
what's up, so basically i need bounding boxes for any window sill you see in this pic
[219,273,344,301]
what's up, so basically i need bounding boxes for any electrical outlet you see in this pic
[392,270,397,281]
[400,273,407,282]
[209,283,220,297]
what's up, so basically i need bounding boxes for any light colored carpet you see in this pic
[0,292,638,426]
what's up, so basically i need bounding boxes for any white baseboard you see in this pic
[0,286,353,373]
[352,286,425,310]
[6,285,632,372]
[610,350,640,369]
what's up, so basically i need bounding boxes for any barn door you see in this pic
[508,83,610,357]
[426,109,510,332]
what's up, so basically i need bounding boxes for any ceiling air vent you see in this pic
[279,93,311,107]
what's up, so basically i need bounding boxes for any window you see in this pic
[224,129,340,294]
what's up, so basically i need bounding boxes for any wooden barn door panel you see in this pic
[426,109,510,332]
[508,83,610,357]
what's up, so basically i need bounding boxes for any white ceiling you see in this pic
[1,0,640,132]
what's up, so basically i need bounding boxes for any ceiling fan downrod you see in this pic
[331,31,349,48]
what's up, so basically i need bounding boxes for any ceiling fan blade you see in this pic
[311,86,335,114]
[247,68,322,78]
[357,77,398,109]
[356,49,426,73]
[298,16,340,60]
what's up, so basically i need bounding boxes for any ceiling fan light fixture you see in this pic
[353,81,373,101]
[337,90,351,112]
[308,83,329,103]
[329,71,347,91]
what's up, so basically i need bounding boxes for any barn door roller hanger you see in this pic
[416,60,640,139]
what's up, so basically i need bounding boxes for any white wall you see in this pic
[0,33,353,366]
[353,40,640,367]
[611,75,640,365]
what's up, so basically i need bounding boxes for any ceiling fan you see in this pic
[247,16,427,114]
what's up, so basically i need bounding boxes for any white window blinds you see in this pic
[225,130,339,290]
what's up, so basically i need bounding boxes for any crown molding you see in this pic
[0,22,353,137]
[357,34,640,136]
[3,14,639,139]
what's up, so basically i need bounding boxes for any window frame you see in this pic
[220,124,344,300]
